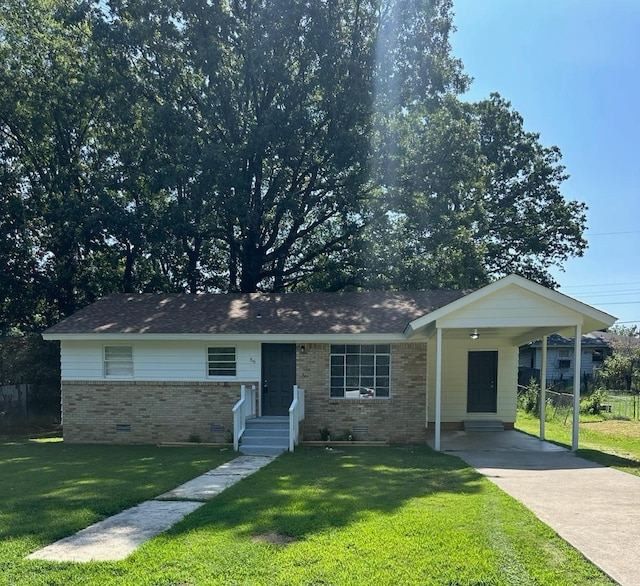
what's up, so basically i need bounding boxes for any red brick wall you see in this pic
[296,343,428,443]
[61,380,257,444]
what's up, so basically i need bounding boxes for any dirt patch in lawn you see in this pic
[582,419,640,439]
[252,532,297,546]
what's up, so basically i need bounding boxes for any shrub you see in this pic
[580,390,607,415]
[334,429,354,441]
[518,378,540,414]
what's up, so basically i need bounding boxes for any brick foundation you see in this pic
[61,380,257,444]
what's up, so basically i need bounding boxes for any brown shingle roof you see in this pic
[44,290,471,336]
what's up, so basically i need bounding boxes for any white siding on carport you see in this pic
[426,336,518,425]
[436,285,585,330]
[60,340,261,382]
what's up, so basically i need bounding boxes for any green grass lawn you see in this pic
[516,409,640,476]
[0,440,235,563]
[1,441,613,585]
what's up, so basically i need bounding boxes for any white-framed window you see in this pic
[104,345,134,378]
[207,346,237,377]
[330,344,391,399]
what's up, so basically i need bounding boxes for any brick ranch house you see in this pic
[43,275,615,451]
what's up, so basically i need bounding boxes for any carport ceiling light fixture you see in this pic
[470,329,479,340]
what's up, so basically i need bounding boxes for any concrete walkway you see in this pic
[434,431,640,586]
[28,455,275,563]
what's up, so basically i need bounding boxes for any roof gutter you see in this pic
[42,332,409,342]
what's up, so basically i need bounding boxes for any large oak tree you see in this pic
[0,0,588,332]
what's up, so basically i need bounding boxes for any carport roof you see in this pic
[404,275,617,342]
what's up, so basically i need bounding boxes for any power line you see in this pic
[575,291,640,299]
[587,231,640,236]
[560,281,640,289]
[592,301,640,306]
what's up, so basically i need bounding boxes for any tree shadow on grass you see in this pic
[168,445,484,542]
[0,440,234,549]
[576,448,640,473]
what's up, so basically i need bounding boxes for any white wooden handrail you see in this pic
[288,384,305,452]
[232,384,256,451]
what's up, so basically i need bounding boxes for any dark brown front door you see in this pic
[467,351,498,413]
[262,344,296,416]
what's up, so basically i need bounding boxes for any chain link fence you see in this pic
[0,337,61,435]
[519,385,640,422]
[595,390,640,420]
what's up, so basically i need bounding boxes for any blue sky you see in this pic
[450,0,640,329]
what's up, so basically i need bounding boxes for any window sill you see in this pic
[328,398,391,404]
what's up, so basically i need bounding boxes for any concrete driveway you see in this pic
[431,430,640,586]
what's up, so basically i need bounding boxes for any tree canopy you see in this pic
[0,0,588,332]
[598,327,640,393]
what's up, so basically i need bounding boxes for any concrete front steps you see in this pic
[240,416,290,456]
[463,419,504,432]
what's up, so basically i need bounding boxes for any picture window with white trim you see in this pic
[330,344,391,399]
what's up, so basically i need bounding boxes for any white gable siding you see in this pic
[427,336,517,424]
[437,285,584,329]
[60,340,261,382]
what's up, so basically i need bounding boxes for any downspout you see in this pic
[572,325,582,451]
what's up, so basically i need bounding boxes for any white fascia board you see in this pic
[43,332,407,343]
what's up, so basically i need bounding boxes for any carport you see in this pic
[405,275,617,452]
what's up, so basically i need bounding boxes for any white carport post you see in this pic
[572,324,582,451]
[539,335,548,440]
[434,327,443,451]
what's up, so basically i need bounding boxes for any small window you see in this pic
[104,346,133,377]
[592,349,605,362]
[558,359,571,369]
[208,347,237,377]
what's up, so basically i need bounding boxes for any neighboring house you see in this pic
[43,275,616,450]
[519,332,615,385]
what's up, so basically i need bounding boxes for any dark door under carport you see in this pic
[467,350,498,413]
[261,344,296,416]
